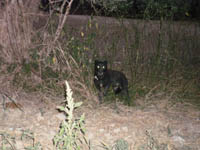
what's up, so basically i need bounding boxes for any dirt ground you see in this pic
[0,90,200,150]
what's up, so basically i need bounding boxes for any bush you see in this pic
[84,0,199,20]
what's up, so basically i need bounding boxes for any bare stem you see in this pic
[53,0,74,43]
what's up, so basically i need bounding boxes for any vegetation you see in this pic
[77,0,200,20]
[53,81,85,150]
[39,0,200,20]
[0,130,42,150]
[0,0,199,105]
[0,0,199,149]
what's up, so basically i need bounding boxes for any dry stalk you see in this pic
[53,0,74,43]
[54,44,95,102]
[0,134,17,150]
[145,83,161,101]
[55,43,74,72]
[1,92,24,112]
[0,0,33,63]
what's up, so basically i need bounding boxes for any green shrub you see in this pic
[53,81,85,150]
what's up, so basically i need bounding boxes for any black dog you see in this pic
[94,60,130,105]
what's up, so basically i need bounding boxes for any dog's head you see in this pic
[94,60,107,79]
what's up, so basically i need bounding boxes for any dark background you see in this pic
[40,0,200,20]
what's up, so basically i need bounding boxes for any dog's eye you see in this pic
[102,66,105,69]
[97,65,100,69]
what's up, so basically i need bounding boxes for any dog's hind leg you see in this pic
[122,89,131,106]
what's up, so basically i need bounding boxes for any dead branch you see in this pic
[53,0,74,43]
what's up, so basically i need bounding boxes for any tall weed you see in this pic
[53,81,85,150]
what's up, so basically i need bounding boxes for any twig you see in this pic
[1,92,24,112]
[145,84,160,101]
[0,133,16,150]
[53,0,74,43]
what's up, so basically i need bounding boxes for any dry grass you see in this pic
[0,1,34,63]
[0,0,96,105]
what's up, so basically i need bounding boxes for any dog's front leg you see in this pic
[103,83,111,96]
[98,82,104,104]
[98,92,103,104]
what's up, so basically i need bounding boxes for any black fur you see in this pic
[94,60,130,105]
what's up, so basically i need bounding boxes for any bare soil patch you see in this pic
[0,91,200,150]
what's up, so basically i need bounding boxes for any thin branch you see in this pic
[53,0,74,43]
